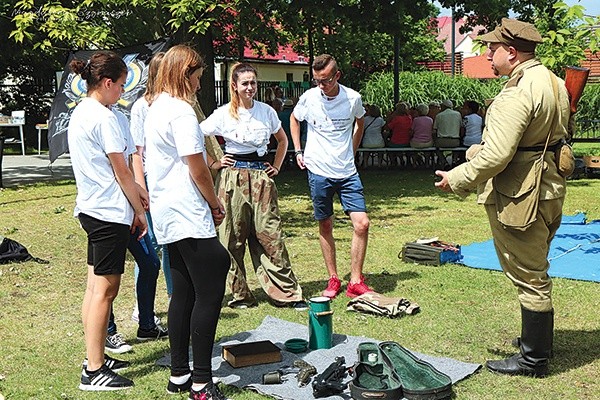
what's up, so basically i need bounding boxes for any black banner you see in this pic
[48,38,172,163]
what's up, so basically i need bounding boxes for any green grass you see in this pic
[1,170,600,399]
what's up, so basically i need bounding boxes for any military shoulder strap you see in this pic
[505,69,524,88]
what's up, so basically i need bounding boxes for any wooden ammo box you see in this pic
[222,340,281,368]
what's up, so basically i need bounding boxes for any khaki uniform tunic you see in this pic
[447,59,570,312]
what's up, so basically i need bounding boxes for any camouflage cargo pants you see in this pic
[217,167,303,307]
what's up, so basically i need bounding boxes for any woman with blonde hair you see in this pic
[201,62,305,310]
[144,44,230,400]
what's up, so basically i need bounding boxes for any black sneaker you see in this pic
[82,354,130,372]
[167,375,192,394]
[137,324,169,341]
[79,364,134,391]
[189,381,229,400]
[105,332,132,354]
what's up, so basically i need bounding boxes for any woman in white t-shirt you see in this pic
[68,51,148,391]
[200,63,304,310]
[144,45,230,399]
[128,52,173,326]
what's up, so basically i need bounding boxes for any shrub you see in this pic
[360,71,503,116]
[577,83,600,122]
[360,71,598,123]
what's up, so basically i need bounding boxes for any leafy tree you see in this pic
[6,0,232,115]
[535,1,600,75]
[439,0,599,76]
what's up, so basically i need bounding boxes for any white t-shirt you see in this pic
[462,113,483,146]
[433,108,462,139]
[68,97,134,225]
[130,96,149,171]
[293,85,365,179]
[362,116,386,148]
[130,96,148,148]
[144,93,216,244]
[113,108,136,158]
[200,101,280,156]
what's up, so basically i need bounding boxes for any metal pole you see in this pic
[451,7,456,77]
[394,34,399,105]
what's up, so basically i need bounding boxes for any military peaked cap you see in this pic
[479,18,543,52]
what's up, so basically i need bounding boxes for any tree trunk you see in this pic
[197,28,217,115]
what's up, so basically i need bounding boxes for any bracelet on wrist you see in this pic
[273,166,280,173]
[294,150,303,157]
[209,160,217,169]
[210,205,220,211]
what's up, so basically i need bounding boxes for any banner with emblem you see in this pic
[48,37,172,163]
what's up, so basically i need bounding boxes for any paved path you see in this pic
[0,153,74,188]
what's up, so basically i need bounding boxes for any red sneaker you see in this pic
[322,276,342,298]
[346,277,374,298]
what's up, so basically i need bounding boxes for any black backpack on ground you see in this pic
[0,236,48,264]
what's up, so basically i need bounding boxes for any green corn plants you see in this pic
[577,83,600,122]
[360,71,503,116]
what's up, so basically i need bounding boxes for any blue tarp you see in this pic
[458,213,600,282]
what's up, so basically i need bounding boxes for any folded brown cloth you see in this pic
[347,292,420,318]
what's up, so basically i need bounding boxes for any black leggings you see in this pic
[167,237,230,383]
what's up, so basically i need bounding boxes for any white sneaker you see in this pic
[105,333,132,354]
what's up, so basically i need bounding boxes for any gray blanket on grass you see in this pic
[156,315,481,400]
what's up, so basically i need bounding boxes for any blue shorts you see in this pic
[307,171,367,221]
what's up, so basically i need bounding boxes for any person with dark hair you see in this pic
[290,54,373,299]
[461,100,483,146]
[361,105,385,149]
[144,44,230,400]
[68,50,148,391]
[436,18,570,378]
[200,62,305,310]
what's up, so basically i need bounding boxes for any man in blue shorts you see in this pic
[290,54,373,299]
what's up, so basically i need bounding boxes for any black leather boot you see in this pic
[486,307,553,377]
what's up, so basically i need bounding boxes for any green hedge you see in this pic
[360,71,503,116]
[360,71,598,122]
[578,83,600,122]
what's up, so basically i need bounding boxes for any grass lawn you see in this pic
[1,169,600,399]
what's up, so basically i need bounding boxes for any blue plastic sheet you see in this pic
[458,213,600,282]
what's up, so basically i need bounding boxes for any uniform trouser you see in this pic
[485,198,563,312]
[217,167,303,306]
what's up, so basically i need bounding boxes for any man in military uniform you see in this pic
[435,18,570,377]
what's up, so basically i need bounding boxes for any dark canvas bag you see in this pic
[401,239,461,265]
[0,236,48,264]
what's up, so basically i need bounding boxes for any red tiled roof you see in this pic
[242,44,307,63]
[581,49,600,80]
[463,54,495,79]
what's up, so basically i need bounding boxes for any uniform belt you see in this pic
[232,160,267,170]
[517,142,561,152]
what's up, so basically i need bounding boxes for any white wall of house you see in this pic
[215,61,309,82]
[456,37,480,58]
